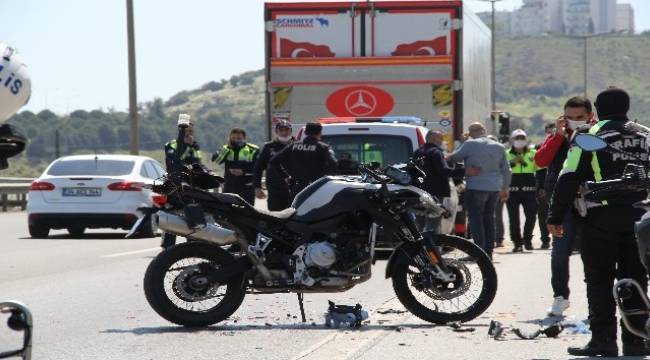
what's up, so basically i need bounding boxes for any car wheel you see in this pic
[29,223,50,238]
[67,226,85,237]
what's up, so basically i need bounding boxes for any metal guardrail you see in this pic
[0,178,34,212]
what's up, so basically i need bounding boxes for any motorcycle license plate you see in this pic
[62,187,102,196]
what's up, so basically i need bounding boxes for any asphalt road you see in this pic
[0,211,605,360]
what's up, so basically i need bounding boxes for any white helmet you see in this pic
[0,42,31,122]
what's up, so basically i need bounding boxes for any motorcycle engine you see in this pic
[304,242,337,268]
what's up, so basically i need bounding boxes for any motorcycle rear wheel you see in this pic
[144,242,246,327]
[392,234,497,324]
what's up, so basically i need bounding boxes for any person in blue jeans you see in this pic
[535,96,593,316]
[448,123,511,258]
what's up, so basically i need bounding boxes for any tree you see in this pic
[97,124,116,147]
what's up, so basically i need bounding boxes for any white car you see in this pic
[27,154,166,238]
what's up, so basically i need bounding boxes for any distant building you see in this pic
[510,0,563,37]
[616,3,635,33]
[563,0,617,35]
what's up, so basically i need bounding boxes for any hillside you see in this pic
[496,34,650,129]
[5,34,650,177]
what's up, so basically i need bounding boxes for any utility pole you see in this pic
[55,129,60,159]
[126,0,139,155]
[583,36,588,98]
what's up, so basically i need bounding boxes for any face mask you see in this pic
[567,120,590,131]
[277,136,291,143]
[513,140,527,149]
[230,140,245,147]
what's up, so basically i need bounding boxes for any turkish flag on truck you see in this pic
[391,36,447,56]
[280,38,336,58]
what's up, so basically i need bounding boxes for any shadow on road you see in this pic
[20,233,157,241]
[102,321,489,335]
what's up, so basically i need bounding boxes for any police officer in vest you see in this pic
[214,128,259,205]
[161,113,202,248]
[269,122,337,200]
[253,120,293,211]
[164,114,202,173]
[548,88,650,357]
[506,129,538,252]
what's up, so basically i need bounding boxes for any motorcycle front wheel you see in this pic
[143,242,246,327]
[392,234,497,324]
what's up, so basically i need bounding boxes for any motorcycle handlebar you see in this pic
[585,177,650,193]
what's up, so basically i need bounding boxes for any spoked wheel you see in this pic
[144,242,246,327]
[392,235,497,324]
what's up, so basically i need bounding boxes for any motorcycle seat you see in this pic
[215,192,296,222]
[257,207,296,221]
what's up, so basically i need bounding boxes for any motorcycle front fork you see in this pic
[402,214,456,283]
[614,278,650,340]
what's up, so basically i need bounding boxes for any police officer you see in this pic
[413,130,479,232]
[161,113,202,248]
[548,88,650,357]
[506,129,538,252]
[214,128,259,205]
[253,121,293,211]
[164,114,202,173]
[269,121,337,200]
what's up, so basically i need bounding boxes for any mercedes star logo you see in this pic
[344,90,377,116]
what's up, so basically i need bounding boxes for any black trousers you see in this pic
[536,192,550,244]
[267,185,291,211]
[223,183,255,206]
[582,208,648,343]
[506,191,537,247]
[290,181,310,202]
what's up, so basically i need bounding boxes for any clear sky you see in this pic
[3,0,648,114]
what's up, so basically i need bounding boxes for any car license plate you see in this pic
[62,187,102,197]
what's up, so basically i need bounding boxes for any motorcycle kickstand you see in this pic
[297,292,306,323]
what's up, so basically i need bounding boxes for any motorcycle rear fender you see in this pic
[385,240,423,279]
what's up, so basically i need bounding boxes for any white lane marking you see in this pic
[101,247,159,258]
[290,296,406,360]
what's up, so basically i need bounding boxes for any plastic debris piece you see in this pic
[376,309,408,315]
[324,301,369,329]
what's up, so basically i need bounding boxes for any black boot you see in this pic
[512,246,523,253]
[567,339,618,357]
[524,242,534,251]
[541,242,550,250]
[623,340,650,356]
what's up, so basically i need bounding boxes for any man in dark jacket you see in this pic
[214,128,259,205]
[413,130,479,231]
[253,120,293,211]
[269,122,337,200]
[535,96,592,317]
[548,88,650,357]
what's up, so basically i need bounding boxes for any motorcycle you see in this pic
[130,160,498,327]
[573,133,650,340]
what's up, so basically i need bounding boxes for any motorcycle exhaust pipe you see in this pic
[156,211,237,246]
